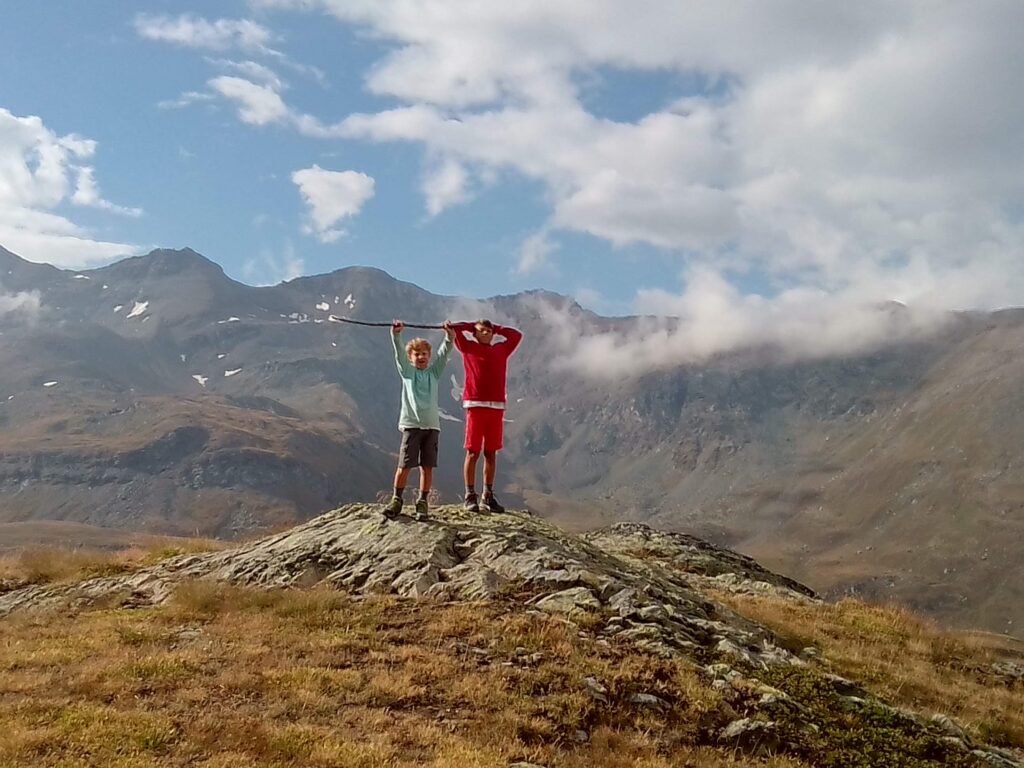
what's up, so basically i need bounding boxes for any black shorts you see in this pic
[398,428,439,468]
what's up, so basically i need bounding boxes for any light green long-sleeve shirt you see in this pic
[392,331,453,430]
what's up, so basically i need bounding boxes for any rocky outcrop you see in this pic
[0,505,808,665]
[0,503,1019,767]
[581,522,817,599]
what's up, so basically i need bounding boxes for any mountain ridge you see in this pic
[1,244,1022,634]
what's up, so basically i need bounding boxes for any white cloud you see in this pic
[138,13,327,101]
[158,91,217,110]
[134,14,277,55]
[422,158,470,217]
[210,2,1024,353]
[207,58,285,91]
[209,76,290,125]
[0,283,41,320]
[516,230,557,275]
[528,278,951,378]
[243,242,305,285]
[0,108,139,267]
[203,75,344,137]
[291,165,375,242]
[72,168,143,217]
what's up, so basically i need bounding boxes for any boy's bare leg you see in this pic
[483,450,497,486]
[480,450,505,512]
[464,451,480,488]
[463,451,481,511]
[394,467,412,489]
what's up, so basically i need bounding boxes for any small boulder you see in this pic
[629,692,669,711]
[535,586,602,614]
[718,718,780,756]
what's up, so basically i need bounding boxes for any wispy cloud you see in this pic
[516,229,557,275]
[209,76,290,125]
[196,73,344,137]
[422,158,471,218]
[0,108,139,267]
[206,58,285,90]
[157,91,217,110]
[0,283,42,322]
[134,14,278,55]
[137,12,328,112]
[71,168,143,217]
[291,165,375,242]
[242,242,305,285]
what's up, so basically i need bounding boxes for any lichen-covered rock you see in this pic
[718,718,780,756]
[629,692,669,711]
[535,586,601,614]
[581,522,817,600]
[994,661,1024,686]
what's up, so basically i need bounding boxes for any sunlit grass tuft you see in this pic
[714,590,1024,752]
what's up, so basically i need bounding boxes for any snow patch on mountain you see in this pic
[126,301,148,319]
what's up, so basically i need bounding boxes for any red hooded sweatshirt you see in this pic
[451,322,523,406]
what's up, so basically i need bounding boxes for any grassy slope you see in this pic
[1,587,803,768]
[738,322,1024,632]
[1,544,1022,767]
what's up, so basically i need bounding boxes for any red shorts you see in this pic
[464,407,504,452]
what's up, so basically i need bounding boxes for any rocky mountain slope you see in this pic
[1,505,1021,767]
[1,244,1022,633]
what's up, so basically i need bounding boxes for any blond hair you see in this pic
[405,338,431,356]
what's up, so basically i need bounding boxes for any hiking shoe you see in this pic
[414,498,429,521]
[481,493,505,513]
[463,492,480,513]
[382,496,403,519]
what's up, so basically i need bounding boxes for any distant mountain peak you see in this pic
[91,247,227,281]
[142,247,226,274]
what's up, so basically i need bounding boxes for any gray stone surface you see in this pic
[581,522,817,601]
[1,503,1020,767]
[718,718,781,756]
[0,505,793,670]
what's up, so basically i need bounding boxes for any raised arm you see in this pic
[390,321,413,377]
[449,321,477,352]
[429,324,454,377]
[495,324,523,356]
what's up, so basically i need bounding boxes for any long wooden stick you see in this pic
[328,315,445,330]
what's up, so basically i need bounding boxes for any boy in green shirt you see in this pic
[383,319,455,520]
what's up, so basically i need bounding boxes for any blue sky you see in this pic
[2,2,1023,351]
[0,1,687,310]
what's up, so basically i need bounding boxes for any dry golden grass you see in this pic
[713,591,1024,752]
[0,537,225,589]
[0,583,811,768]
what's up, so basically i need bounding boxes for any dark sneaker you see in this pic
[382,496,403,519]
[463,492,480,513]
[414,498,429,521]
[481,493,505,513]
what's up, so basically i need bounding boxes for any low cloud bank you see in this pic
[527,275,961,379]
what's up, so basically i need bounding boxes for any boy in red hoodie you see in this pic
[450,319,523,512]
